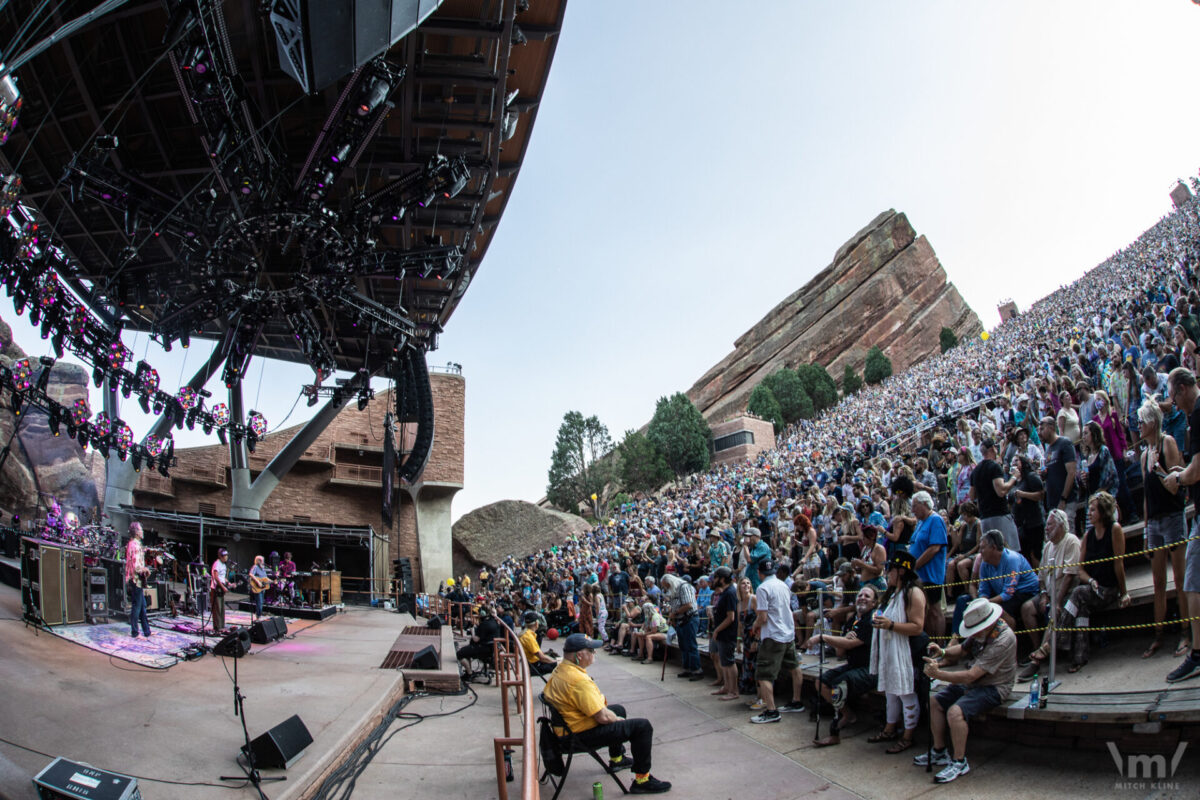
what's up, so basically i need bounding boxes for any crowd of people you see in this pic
[443,196,1200,787]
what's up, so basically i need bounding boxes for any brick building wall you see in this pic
[126,371,465,592]
[710,415,776,466]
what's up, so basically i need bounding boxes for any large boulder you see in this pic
[685,210,983,421]
[452,500,591,573]
[0,317,100,521]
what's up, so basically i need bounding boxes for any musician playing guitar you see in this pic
[123,521,152,638]
[248,555,272,620]
[210,548,232,633]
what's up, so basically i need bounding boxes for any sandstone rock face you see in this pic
[452,499,592,573]
[0,317,100,521]
[688,210,982,421]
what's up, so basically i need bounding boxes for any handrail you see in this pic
[416,594,539,799]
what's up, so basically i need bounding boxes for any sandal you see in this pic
[885,735,915,754]
[812,735,841,748]
[1142,638,1164,659]
[866,728,899,744]
[1067,662,1086,674]
[1175,639,1192,658]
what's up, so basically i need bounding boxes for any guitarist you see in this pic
[210,548,232,633]
[249,555,271,620]
[123,522,153,639]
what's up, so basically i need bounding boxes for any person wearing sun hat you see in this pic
[915,596,1017,783]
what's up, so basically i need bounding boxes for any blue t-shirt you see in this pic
[909,514,948,586]
[746,540,772,590]
[979,549,1039,600]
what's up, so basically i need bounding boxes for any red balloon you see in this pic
[546,628,559,640]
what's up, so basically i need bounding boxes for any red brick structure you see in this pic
[116,370,464,594]
[709,415,776,465]
[997,300,1019,323]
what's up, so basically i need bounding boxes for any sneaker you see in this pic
[750,710,781,724]
[778,701,806,713]
[608,755,632,772]
[913,748,951,768]
[934,758,970,783]
[1017,661,1040,682]
[1166,654,1200,684]
[688,671,705,681]
[630,774,672,794]
[677,670,693,678]
[747,699,766,711]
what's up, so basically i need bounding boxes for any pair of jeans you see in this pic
[127,581,151,637]
[573,704,654,775]
[674,614,700,672]
[253,590,264,618]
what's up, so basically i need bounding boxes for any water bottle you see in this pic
[1028,675,1039,708]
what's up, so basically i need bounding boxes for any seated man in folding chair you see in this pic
[544,633,672,794]
[520,611,560,676]
[456,604,500,680]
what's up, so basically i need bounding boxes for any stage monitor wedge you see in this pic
[270,0,444,94]
[242,714,313,770]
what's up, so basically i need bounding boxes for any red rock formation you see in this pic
[0,318,100,521]
[688,210,982,421]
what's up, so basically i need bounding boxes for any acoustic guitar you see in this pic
[249,573,272,594]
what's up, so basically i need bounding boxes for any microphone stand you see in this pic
[219,649,285,799]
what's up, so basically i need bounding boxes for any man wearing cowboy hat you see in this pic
[917,596,1017,783]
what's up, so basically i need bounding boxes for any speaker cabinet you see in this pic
[396,592,416,615]
[63,548,85,624]
[250,616,289,644]
[242,715,313,770]
[21,537,86,626]
[87,567,109,621]
[270,0,443,93]
[213,628,252,658]
[410,644,438,669]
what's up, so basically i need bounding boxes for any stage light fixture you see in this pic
[180,332,189,349]
[357,392,368,412]
[330,143,350,164]
[217,426,228,446]
[139,394,151,414]
[92,365,105,388]
[69,399,89,427]
[51,332,64,358]
[246,434,257,454]
[36,357,53,392]
[48,406,60,436]
[131,451,141,472]
[157,459,170,478]
[77,430,88,449]
[247,410,268,437]
[357,77,389,116]
[10,392,22,416]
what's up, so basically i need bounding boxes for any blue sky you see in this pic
[5,2,1200,522]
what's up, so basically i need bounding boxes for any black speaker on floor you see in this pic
[396,592,416,615]
[242,714,313,770]
[213,628,252,658]
[250,616,287,644]
[410,644,439,670]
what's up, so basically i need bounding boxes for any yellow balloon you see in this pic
[981,331,990,341]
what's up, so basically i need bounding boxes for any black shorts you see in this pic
[922,584,943,604]
[712,638,736,667]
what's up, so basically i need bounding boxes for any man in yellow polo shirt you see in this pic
[520,611,558,676]
[544,633,671,794]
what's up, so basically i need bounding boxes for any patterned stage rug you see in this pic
[149,608,265,636]
[48,622,199,669]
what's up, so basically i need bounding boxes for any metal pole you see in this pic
[1047,567,1059,692]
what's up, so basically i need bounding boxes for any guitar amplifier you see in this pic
[87,568,108,621]
[33,756,141,799]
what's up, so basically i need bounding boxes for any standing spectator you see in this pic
[1057,390,1081,443]
[741,528,772,590]
[908,491,948,638]
[867,550,926,754]
[708,567,740,701]
[1093,390,1136,522]
[1010,455,1046,567]
[662,575,702,680]
[1040,417,1080,537]
[918,597,1018,784]
[748,560,806,723]
[1138,398,1190,659]
[1161,368,1200,683]
[1079,421,1118,505]
[946,502,982,597]
[695,575,713,637]
[706,529,731,571]
[970,439,1021,552]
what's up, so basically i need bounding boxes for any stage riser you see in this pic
[235,600,336,621]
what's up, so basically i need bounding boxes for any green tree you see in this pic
[747,383,784,432]
[939,326,959,354]
[762,368,813,423]
[863,345,893,385]
[795,363,839,412]
[842,363,863,395]
[617,429,672,494]
[647,392,711,482]
[546,411,614,515]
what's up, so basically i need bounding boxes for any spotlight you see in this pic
[217,426,228,446]
[330,142,350,164]
[51,332,64,358]
[77,430,88,449]
[357,77,389,116]
[357,392,368,412]
[246,434,257,454]
[511,25,527,46]
[139,394,151,415]
[93,365,105,388]
[157,460,170,478]
[131,451,141,472]
[180,332,189,349]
